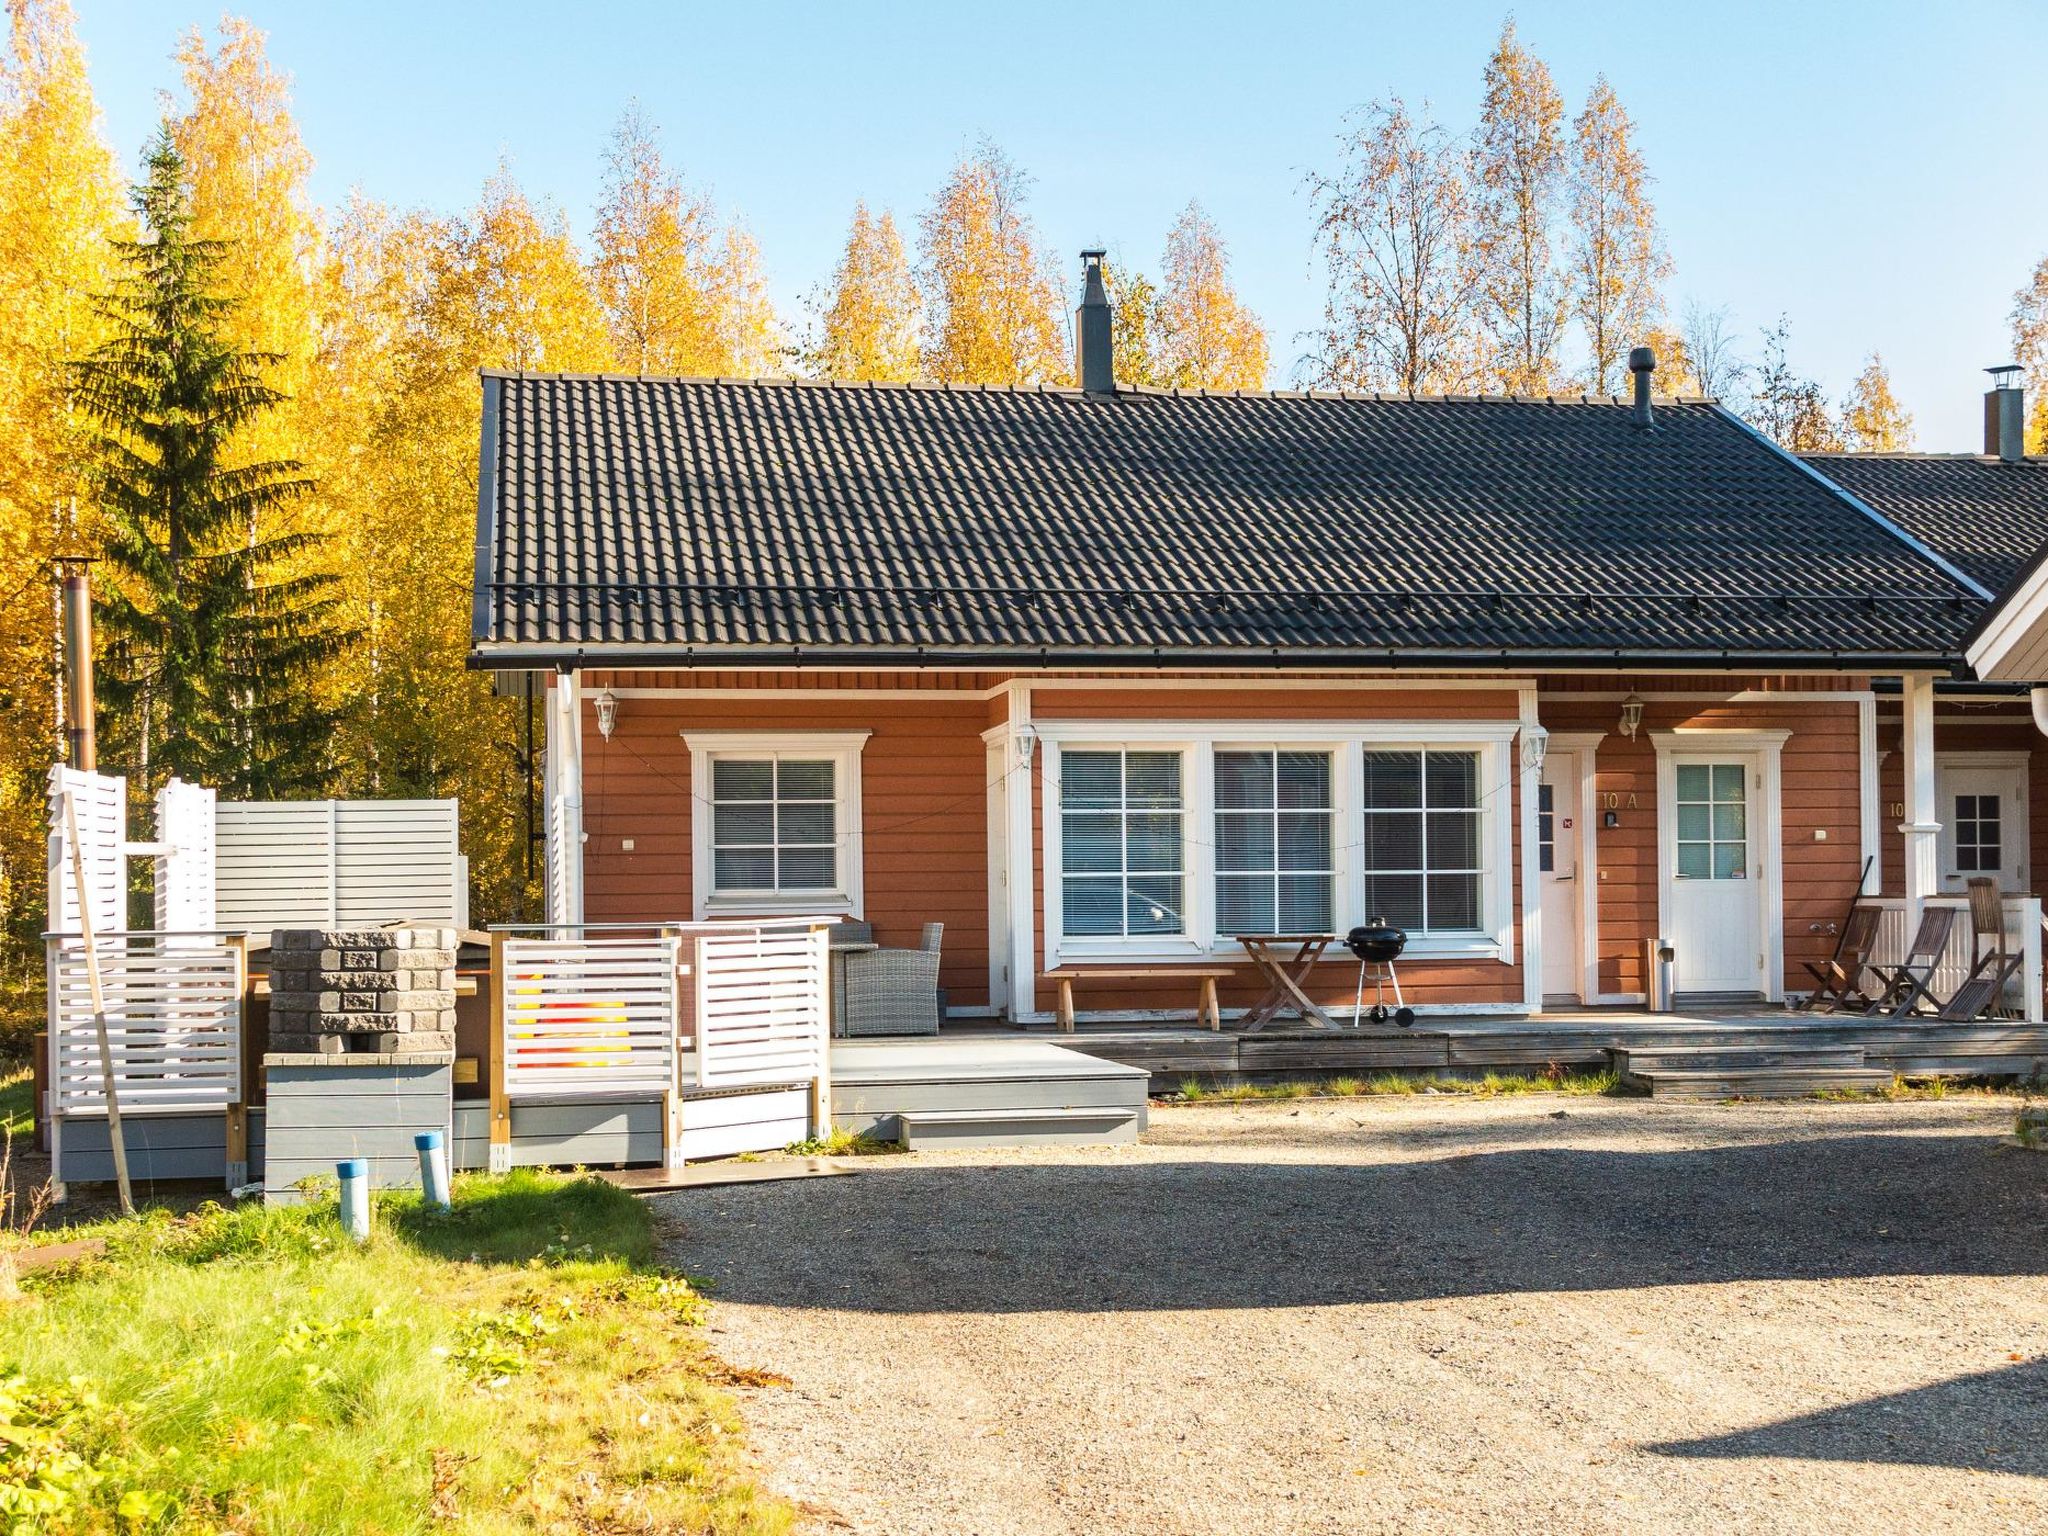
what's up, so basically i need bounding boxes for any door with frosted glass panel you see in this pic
[1668,757,1765,997]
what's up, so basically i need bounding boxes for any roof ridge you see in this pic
[474,365,1711,407]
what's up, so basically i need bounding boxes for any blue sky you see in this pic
[75,0,2048,449]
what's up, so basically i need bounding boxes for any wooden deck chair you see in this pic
[1939,878,2023,1023]
[1862,904,1958,1018]
[1796,902,1881,1013]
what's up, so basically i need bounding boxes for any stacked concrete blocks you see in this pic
[268,926,458,1055]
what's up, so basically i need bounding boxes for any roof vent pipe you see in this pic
[1628,346,1657,430]
[1985,364,2026,462]
[1075,250,1114,396]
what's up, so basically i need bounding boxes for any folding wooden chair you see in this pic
[1938,878,2023,1023]
[1863,904,1958,1018]
[1796,902,1881,1013]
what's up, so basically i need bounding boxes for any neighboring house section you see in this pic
[469,338,1987,1021]
[1808,412,2048,904]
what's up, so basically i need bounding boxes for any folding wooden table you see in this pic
[1233,933,1340,1031]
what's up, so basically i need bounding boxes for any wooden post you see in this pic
[223,933,250,1189]
[1199,975,1221,1032]
[664,927,686,1170]
[487,930,511,1173]
[808,924,832,1141]
[1056,975,1076,1033]
[63,791,131,1215]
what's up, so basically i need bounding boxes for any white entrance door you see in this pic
[1936,760,2027,894]
[1538,755,1582,1001]
[1669,756,1765,997]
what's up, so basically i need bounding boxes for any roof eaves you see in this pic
[468,372,501,645]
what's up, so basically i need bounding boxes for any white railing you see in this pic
[1864,895,2044,1022]
[45,932,246,1115]
[494,919,831,1100]
[498,932,682,1097]
[692,925,830,1089]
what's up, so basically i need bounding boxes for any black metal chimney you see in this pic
[1985,364,2026,462]
[1075,249,1114,395]
[1628,346,1656,430]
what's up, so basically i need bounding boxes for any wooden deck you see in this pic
[934,1010,2048,1093]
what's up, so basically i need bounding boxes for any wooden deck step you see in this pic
[896,1105,1143,1151]
[1612,1044,1869,1077]
[1630,1066,1896,1101]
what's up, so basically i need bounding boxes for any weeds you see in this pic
[1170,1068,1622,1103]
[785,1125,903,1156]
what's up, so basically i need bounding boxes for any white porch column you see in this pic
[543,670,585,926]
[1005,686,1037,1022]
[1899,673,1940,926]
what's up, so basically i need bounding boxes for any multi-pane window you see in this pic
[1060,750,1186,938]
[710,757,838,893]
[1955,793,2003,873]
[1214,750,1335,935]
[1537,782,1556,874]
[1361,749,1484,932]
[1675,763,1747,880]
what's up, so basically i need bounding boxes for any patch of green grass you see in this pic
[2,1170,793,1534]
[784,1125,903,1156]
[0,1065,29,1140]
[1806,1074,2019,1104]
[1169,1067,1622,1103]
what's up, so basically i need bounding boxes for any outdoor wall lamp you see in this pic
[595,687,618,740]
[1521,725,1549,771]
[1618,692,1645,740]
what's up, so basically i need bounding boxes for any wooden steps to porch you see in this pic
[1611,1043,1895,1100]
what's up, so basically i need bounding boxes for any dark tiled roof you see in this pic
[1802,453,2048,598]
[471,372,1986,668]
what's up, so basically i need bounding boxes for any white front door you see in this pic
[1936,760,2027,893]
[1669,756,1765,997]
[1538,754,1582,1001]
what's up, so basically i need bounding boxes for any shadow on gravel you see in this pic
[672,1129,2047,1315]
[1650,1358,2048,1477]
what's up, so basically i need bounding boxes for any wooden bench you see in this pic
[1041,967,1235,1033]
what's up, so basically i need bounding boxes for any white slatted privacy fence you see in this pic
[47,766,124,938]
[500,933,681,1097]
[214,799,463,932]
[45,933,245,1115]
[693,925,829,1089]
[1865,895,2044,1021]
[154,778,217,931]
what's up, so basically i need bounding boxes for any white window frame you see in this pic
[1038,721,1518,965]
[1213,747,1341,938]
[681,730,869,921]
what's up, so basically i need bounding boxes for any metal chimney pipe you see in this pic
[1074,249,1114,395]
[59,561,96,771]
[1985,364,2025,462]
[1628,346,1657,430]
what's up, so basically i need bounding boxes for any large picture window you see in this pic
[1361,748,1484,933]
[1060,749,1186,938]
[709,756,839,894]
[1214,750,1335,935]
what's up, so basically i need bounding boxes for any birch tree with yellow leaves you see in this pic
[805,201,918,381]
[1838,353,1915,451]
[1567,75,1667,394]
[0,0,121,989]
[916,139,1067,386]
[1470,19,1569,393]
[2011,255,2048,452]
[1151,202,1268,390]
[593,103,781,377]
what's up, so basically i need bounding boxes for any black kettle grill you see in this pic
[1346,919,1414,1027]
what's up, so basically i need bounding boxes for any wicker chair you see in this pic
[843,923,944,1037]
[825,920,875,1036]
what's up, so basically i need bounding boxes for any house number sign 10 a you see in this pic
[1601,792,1639,810]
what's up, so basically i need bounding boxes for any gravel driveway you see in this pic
[659,1096,2048,1535]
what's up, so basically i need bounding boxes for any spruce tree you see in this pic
[72,126,347,797]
